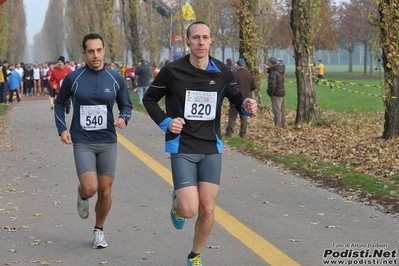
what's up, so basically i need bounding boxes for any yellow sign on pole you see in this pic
[173,1,196,24]
[181,2,196,21]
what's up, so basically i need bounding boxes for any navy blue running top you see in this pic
[54,65,132,144]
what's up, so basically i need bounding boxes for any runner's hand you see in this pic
[60,130,73,144]
[169,117,185,134]
[243,98,258,114]
[113,117,126,129]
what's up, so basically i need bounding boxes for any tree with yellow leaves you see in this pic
[290,0,321,124]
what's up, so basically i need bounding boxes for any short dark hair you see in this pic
[82,33,104,51]
[268,57,277,65]
[186,21,210,38]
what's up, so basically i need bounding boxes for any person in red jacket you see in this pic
[49,56,72,113]
[126,64,136,89]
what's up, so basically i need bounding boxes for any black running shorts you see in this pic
[170,153,222,190]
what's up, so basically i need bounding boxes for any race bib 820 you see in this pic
[184,90,217,121]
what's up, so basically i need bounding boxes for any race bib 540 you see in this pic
[80,105,107,130]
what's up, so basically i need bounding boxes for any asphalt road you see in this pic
[1,98,398,266]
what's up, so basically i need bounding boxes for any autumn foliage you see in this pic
[221,105,399,212]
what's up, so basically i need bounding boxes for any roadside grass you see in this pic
[224,136,399,201]
[0,104,9,116]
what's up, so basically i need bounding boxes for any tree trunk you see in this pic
[290,0,321,124]
[236,0,261,104]
[377,0,399,139]
[347,47,354,73]
[128,0,141,63]
[294,54,321,124]
[363,42,368,76]
[369,49,373,77]
[382,53,399,139]
[221,46,225,63]
[382,76,399,138]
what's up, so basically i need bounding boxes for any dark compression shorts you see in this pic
[170,153,222,190]
[73,143,117,177]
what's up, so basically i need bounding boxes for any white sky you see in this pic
[24,0,49,44]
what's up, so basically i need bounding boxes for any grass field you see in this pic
[131,65,386,113]
[262,78,385,112]
[258,64,385,112]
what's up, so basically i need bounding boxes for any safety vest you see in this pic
[0,66,4,83]
[151,68,160,82]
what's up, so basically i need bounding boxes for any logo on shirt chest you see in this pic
[104,88,111,93]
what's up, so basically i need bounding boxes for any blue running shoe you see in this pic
[170,190,186,229]
[187,254,202,266]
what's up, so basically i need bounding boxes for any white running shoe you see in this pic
[77,190,89,219]
[93,229,108,249]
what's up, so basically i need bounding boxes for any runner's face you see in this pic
[82,39,105,71]
[57,61,64,69]
[186,24,212,60]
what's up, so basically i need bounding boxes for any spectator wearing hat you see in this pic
[266,57,286,127]
[49,56,72,112]
[225,59,257,138]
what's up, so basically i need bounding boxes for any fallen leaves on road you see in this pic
[40,259,50,265]
[207,245,220,249]
[4,261,19,265]
[325,225,342,228]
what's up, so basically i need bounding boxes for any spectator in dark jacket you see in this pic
[225,59,257,138]
[135,59,152,106]
[0,60,9,103]
[24,64,34,96]
[266,57,286,127]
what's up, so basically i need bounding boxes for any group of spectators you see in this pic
[0,59,87,105]
[107,59,169,106]
[0,57,169,107]
[224,56,286,134]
